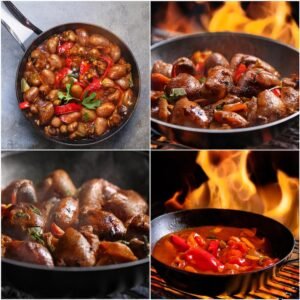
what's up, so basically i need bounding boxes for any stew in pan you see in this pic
[151,51,299,129]
[2,170,149,267]
[152,226,278,274]
[20,29,135,141]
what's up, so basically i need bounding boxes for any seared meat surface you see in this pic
[151,51,299,129]
[2,169,149,267]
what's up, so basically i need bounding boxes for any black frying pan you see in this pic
[151,32,299,149]
[1,151,149,298]
[151,208,295,296]
[3,2,140,147]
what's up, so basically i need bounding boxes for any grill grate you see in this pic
[151,241,299,299]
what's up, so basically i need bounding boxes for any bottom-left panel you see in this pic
[1,151,149,299]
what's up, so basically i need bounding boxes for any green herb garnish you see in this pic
[57,83,74,103]
[15,211,29,219]
[30,205,42,216]
[168,88,186,100]
[82,92,101,110]
[215,103,224,110]
[82,112,90,122]
[199,77,206,84]
[28,227,44,245]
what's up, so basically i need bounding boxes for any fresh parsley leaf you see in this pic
[30,205,42,216]
[15,211,29,218]
[28,227,44,245]
[58,83,75,103]
[166,88,187,103]
[83,112,90,122]
[82,92,101,110]
[199,77,206,84]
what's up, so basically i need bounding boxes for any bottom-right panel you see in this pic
[151,150,299,299]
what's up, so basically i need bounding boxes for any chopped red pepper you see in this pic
[79,61,91,75]
[99,55,113,80]
[208,240,220,257]
[65,57,73,68]
[50,222,65,238]
[170,234,190,251]
[80,77,102,99]
[234,63,247,82]
[19,101,30,110]
[55,67,71,88]
[54,103,82,115]
[58,42,74,55]
[195,62,204,74]
[272,88,281,97]
[194,234,206,247]
[185,247,224,272]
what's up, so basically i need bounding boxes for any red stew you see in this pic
[153,226,279,274]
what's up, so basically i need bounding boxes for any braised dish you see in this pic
[151,51,299,129]
[2,169,149,267]
[19,28,135,141]
[153,226,278,274]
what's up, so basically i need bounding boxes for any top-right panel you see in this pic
[150,1,299,150]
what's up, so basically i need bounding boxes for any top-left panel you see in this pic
[1,1,150,149]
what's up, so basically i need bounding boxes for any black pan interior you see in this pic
[16,23,140,146]
[151,209,294,262]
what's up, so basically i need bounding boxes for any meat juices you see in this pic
[1,169,149,267]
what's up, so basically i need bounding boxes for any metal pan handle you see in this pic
[1,1,42,51]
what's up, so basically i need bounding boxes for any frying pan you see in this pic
[151,208,295,296]
[151,32,300,149]
[1,151,149,298]
[2,2,140,146]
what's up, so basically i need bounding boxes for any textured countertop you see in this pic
[1,1,150,149]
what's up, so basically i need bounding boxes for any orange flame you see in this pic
[208,2,299,48]
[165,151,299,236]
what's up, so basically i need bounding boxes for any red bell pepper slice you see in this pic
[79,61,91,75]
[272,88,281,97]
[99,55,113,80]
[194,234,206,247]
[207,240,220,257]
[65,57,73,68]
[19,101,30,110]
[54,103,82,115]
[234,63,247,82]
[58,42,74,55]
[185,247,224,272]
[170,234,190,251]
[55,67,71,88]
[80,77,102,99]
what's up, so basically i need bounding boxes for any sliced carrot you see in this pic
[151,73,171,91]
[223,102,247,112]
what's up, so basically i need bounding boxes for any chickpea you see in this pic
[109,113,122,127]
[101,78,115,88]
[61,112,81,124]
[44,126,57,136]
[61,76,73,87]
[53,99,61,106]
[60,124,68,134]
[81,108,97,122]
[40,69,55,85]
[107,89,121,103]
[75,28,89,46]
[89,48,101,59]
[78,46,87,56]
[70,84,83,99]
[51,117,62,128]
[46,89,59,101]
[108,65,129,80]
[30,104,38,114]
[110,44,121,63]
[96,102,115,118]
[48,54,62,70]
[24,87,39,102]
[27,73,41,86]
[123,89,134,106]
[94,118,107,136]
[116,76,130,90]
[89,34,110,47]
[31,49,41,59]
[47,37,59,54]
[63,30,77,42]
[67,122,78,133]
[39,85,50,95]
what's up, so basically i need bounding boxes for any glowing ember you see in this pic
[165,151,299,236]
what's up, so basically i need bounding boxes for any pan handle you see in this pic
[1,1,42,52]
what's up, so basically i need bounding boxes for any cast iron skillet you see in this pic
[2,151,149,298]
[151,32,299,149]
[4,2,140,147]
[151,208,295,296]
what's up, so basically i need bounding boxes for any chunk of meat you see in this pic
[281,87,299,114]
[230,53,280,76]
[103,190,148,222]
[152,60,172,78]
[233,68,280,97]
[2,202,45,240]
[165,73,202,100]
[204,53,229,75]
[256,90,287,123]
[96,241,137,265]
[157,98,171,122]
[54,228,95,266]
[5,241,54,266]
[80,209,126,240]
[37,169,76,201]
[79,225,100,254]
[214,110,249,128]
[201,66,233,100]
[37,100,55,125]
[126,214,149,241]
[128,238,149,259]
[170,97,210,128]
[282,75,299,89]
[2,234,12,256]
[172,57,195,76]
[2,180,37,204]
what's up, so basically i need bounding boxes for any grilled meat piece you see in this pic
[2,180,37,204]
[96,241,137,265]
[37,169,76,201]
[129,238,149,259]
[79,225,100,254]
[170,97,210,128]
[5,240,54,266]
[204,53,229,75]
[152,60,173,78]
[2,234,12,256]
[214,110,249,128]
[54,227,96,266]
[281,87,299,114]
[126,214,149,240]
[80,209,126,240]
[172,57,195,76]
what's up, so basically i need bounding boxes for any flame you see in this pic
[209,2,299,48]
[165,151,299,236]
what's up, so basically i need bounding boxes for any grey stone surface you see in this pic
[1,1,150,149]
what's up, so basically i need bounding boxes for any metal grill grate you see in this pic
[151,241,299,299]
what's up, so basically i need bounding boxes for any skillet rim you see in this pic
[15,22,141,147]
[151,31,299,134]
[151,208,295,277]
